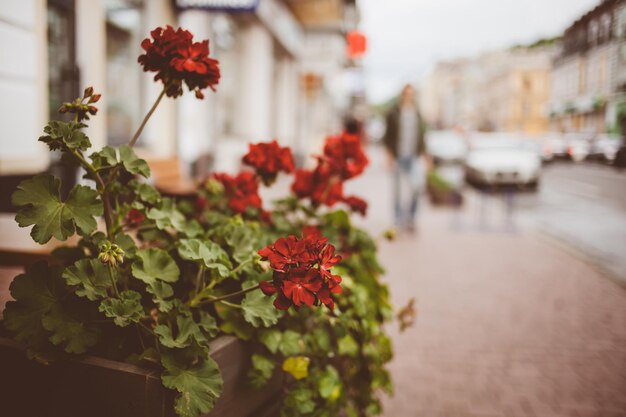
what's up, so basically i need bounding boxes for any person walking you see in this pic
[382,84,427,233]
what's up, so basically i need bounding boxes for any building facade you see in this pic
[422,47,553,134]
[549,0,626,134]
[0,0,359,179]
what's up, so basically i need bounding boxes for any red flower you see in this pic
[258,235,310,271]
[258,231,343,311]
[212,172,263,215]
[125,208,145,224]
[342,195,368,216]
[322,132,369,180]
[292,169,343,207]
[243,140,295,185]
[138,26,220,99]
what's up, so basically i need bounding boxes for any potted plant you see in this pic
[1,26,394,417]
[426,170,463,206]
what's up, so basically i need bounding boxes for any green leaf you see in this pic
[161,354,223,417]
[39,120,90,152]
[129,180,161,205]
[41,308,100,354]
[3,261,100,357]
[147,199,187,230]
[318,365,342,400]
[3,262,65,360]
[280,330,303,356]
[132,248,180,283]
[146,280,174,312]
[337,334,359,357]
[241,290,280,328]
[154,315,208,349]
[12,175,103,243]
[90,146,118,169]
[215,303,253,340]
[119,145,150,177]
[247,354,275,388]
[177,239,232,278]
[62,258,113,300]
[223,223,259,263]
[283,386,316,414]
[98,290,144,327]
[258,329,282,354]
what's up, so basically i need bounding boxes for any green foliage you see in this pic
[98,291,144,327]
[161,353,223,417]
[62,258,113,300]
[4,85,394,417]
[12,175,102,243]
[241,290,280,327]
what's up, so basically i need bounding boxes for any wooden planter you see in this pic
[0,335,281,417]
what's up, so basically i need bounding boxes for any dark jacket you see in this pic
[382,105,426,158]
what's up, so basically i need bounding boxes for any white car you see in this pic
[465,138,541,190]
[426,131,468,164]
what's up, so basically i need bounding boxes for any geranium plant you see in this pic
[2,26,394,417]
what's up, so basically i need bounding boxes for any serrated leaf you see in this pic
[161,354,223,417]
[132,248,180,283]
[129,180,161,205]
[177,239,232,278]
[98,290,144,327]
[248,354,275,388]
[215,303,253,340]
[12,176,103,243]
[119,145,150,177]
[223,223,259,263]
[154,315,208,349]
[3,262,65,359]
[147,199,186,230]
[41,308,100,354]
[62,258,113,300]
[241,290,280,328]
[39,120,91,152]
[146,280,174,312]
[90,146,118,169]
[283,386,315,414]
[4,261,99,357]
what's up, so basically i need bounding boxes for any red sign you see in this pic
[346,31,367,59]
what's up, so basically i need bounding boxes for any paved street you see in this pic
[516,162,626,285]
[346,148,626,417]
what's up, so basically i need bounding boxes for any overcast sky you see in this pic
[360,0,600,103]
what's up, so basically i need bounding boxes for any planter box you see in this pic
[427,185,464,207]
[0,336,281,417]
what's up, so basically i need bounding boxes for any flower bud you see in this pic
[83,86,94,99]
[89,94,101,104]
[204,178,224,196]
[383,228,397,241]
[99,241,125,267]
[88,105,98,115]
[58,105,68,114]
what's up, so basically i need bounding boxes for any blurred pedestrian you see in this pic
[382,84,427,233]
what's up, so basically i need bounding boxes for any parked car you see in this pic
[426,131,468,164]
[587,134,623,163]
[564,133,591,162]
[465,138,541,190]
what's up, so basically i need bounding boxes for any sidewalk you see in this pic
[347,148,626,417]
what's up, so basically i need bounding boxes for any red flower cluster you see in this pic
[242,140,295,185]
[258,227,342,310]
[212,172,268,218]
[291,131,369,215]
[138,26,220,99]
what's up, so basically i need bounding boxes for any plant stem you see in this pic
[228,258,253,278]
[195,265,205,295]
[218,300,242,309]
[107,265,120,297]
[129,88,166,148]
[68,148,115,236]
[194,283,261,307]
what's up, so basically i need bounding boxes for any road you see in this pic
[514,162,626,285]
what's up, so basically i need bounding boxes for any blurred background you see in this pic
[1,0,626,416]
